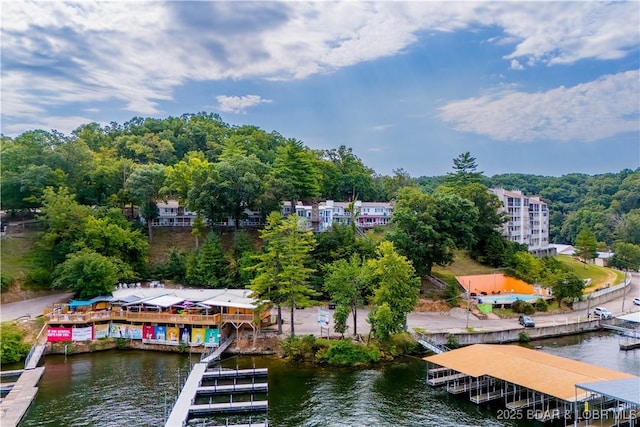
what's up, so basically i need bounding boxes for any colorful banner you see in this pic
[94,324,109,339]
[47,327,72,342]
[180,326,191,344]
[143,325,155,340]
[72,326,93,342]
[109,323,134,338]
[191,328,206,345]
[205,328,219,346]
[128,325,143,340]
[166,327,180,343]
[155,325,167,341]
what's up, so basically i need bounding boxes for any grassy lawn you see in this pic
[431,250,504,287]
[554,255,624,293]
[1,229,40,283]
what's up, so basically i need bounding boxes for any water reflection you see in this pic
[17,332,639,427]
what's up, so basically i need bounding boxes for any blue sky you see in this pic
[2,1,639,177]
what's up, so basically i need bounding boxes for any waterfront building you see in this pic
[488,188,556,257]
[44,286,270,348]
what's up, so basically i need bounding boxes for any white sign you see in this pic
[317,309,330,328]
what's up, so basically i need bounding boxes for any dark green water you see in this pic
[16,332,640,427]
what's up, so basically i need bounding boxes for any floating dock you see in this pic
[165,365,268,427]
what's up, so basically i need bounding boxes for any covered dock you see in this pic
[572,378,640,426]
[425,344,637,424]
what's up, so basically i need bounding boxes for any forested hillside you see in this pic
[2,113,639,308]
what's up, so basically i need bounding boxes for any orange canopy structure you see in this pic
[456,273,550,296]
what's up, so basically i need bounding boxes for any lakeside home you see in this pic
[43,286,270,347]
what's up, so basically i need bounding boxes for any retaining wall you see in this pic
[424,319,602,346]
[573,278,632,311]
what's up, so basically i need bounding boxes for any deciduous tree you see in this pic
[323,254,373,336]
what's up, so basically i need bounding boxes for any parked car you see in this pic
[593,307,613,319]
[633,297,640,306]
[519,314,535,327]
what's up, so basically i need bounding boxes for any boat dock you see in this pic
[0,367,46,427]
[165,365,268,426]
[425,344,639,425]
[0,327,49,427]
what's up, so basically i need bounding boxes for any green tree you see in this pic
[323,254,373,336]
[610,242,640,271]
[575,228,598,264]
[550,273,584,307]
[0,325,31,364]
[186,233,230,288]
[75,215,148,275]
[192,214,206,250]
[248,213,317,336]
[53,249,122,299]
[368,241,420,338]
[126,163,166,242]
[332,305,350,337]
[317,145,376,201]
[270,139,321,213]
[387,187,478,276]
[440,182,508,266]
[446,152,484,185]
[215,152,266,230]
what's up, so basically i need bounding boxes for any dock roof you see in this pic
[576,378,640,406]
[424,344,636,402]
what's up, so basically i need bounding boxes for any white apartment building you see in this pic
[488,188,556,257]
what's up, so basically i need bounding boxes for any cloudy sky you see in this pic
[2,1,639,177]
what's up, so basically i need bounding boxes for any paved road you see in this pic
[1,273,638,335]
[0,293,73,322]
[277,271,640,336]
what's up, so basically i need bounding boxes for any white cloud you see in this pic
[438,70,640,142]
[368,124,394,132]
[216,95,272,114]
[2,115,100,136]
[1,1,638,131]
[509,60,524,70]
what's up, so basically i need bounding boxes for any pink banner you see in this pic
[143,325,155,340]
[47,327,72,342]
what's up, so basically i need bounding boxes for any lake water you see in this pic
[16,331,640,427]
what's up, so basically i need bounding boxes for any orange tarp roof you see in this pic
[425,344,636,402]
[456,273,538,294]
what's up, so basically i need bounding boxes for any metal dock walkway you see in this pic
[197,383,269,395]
[189,400,268,415]
[165,364,268,426]
[0,367,46,427]
[203,368,268,380]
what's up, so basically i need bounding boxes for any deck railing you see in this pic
[44,311,239,326]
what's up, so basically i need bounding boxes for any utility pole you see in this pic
[621,270,629,313]
[466,281,471,330]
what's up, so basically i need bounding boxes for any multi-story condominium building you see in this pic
[282,200,394,232]
[488,188,556,257]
